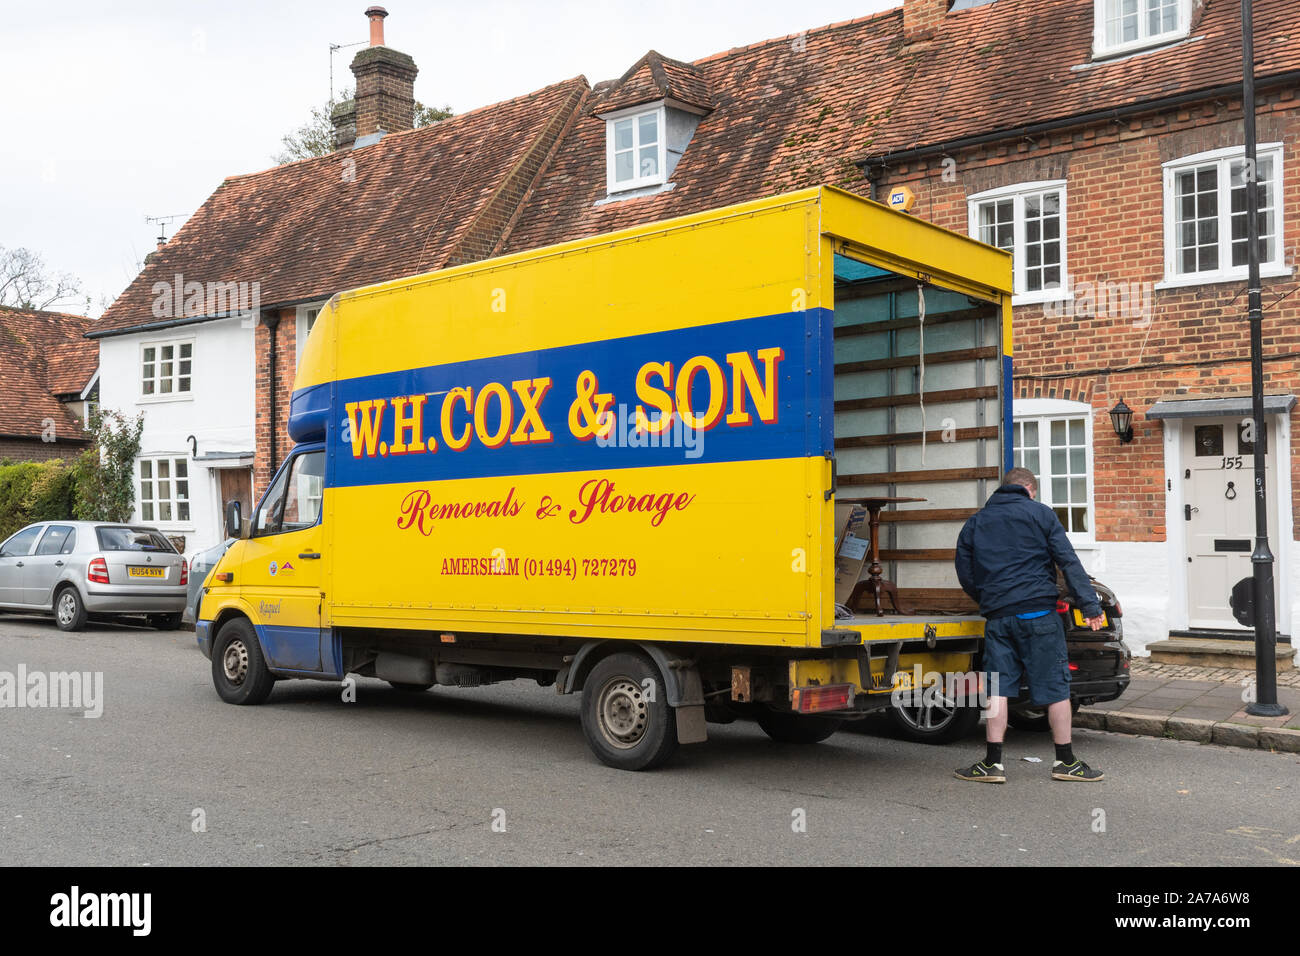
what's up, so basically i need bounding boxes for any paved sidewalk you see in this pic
[1076,658,1300,752]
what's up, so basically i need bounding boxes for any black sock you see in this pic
[1055,743,1074,764]
[985,743,1003,766]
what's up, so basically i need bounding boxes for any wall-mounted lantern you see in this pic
[1109,397,1135,444]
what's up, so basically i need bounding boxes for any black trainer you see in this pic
[1051,759,1104,782]
[954,760,1006,783]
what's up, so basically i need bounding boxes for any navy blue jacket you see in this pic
[955,484,1102,620]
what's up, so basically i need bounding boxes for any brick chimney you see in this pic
[349,6,418,143]
[903,0,950,44]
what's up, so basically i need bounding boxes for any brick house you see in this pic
[0,305,98,463]
[853,0,1300,653]
[90,0,1299,652]
[494,0,1300,654]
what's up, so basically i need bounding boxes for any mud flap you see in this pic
[676,704,708,744]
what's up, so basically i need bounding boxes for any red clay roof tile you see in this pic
[0,306,96,440]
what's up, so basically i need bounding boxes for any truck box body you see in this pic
[197,186,1013,766]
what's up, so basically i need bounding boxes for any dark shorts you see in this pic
[983,613,1071,706]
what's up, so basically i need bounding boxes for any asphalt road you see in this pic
[1,614,1296,866]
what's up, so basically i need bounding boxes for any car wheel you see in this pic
[886,696,982,744]
[580,651,678,771]
[756,710,844,744]
[149,612,184,631]
[388,682,433,693]
[1007,700,1080,732]
[212,618,275,705]
[53,586,87,632]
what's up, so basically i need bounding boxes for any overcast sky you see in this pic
[0,0,899,317]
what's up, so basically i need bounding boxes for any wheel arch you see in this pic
[560,640,704,707]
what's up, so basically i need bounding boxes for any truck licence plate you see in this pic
[128,567,165,578]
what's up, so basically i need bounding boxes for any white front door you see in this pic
[1182,417,1279,629]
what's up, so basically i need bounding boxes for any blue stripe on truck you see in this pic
[292,310,831,489]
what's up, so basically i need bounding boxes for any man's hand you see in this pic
[1084,614,1106,631]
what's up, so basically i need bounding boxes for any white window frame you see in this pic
[1093,0,1192,59]
[138,456,193,528]
[295,302,325,368]
[139,337,194,402]
[1159,143,1288,289]
[967,181,1071,305]
[602,103,667,194]
[1012,398,1096,548]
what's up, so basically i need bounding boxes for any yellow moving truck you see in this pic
[196,186,1014,770]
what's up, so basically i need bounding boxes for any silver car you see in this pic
[0,521,188,631]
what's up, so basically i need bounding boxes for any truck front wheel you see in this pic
[212,618,276,705]
[756,710,844,744]
[580,651,678,771]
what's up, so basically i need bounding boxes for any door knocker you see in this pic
[1225,481,1237,500]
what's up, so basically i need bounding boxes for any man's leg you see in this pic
[1047,698,1072,745]
[986,694,1009,745]
[1024,616,1105,782]
[955,623,1016,783]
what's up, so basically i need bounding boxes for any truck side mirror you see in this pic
[225,501,244,539]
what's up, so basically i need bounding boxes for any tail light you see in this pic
[87,557,109,584]
[792,684,855,714]
[1113,601,1123,617]
[180,558,188,587]
[1068,662,1079,672]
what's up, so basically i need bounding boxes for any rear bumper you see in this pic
[83,587,187,615]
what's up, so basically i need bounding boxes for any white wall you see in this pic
[1083,542,1172,656]
[97,317,255,561]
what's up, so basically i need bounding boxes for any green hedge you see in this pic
[0,460,78,542]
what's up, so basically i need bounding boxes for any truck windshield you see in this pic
[255,451,325,535]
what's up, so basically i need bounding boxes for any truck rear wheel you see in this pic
[756,710,843,744]
[580,651,678,771]
[212,618,275,705]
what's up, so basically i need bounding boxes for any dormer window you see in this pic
[605,105,666,193]
[1093,0,1192,58]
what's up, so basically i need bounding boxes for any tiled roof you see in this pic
[93,77,589,337]
[502,0,1300,253]
[868,0,1300,157]
[0,306,97,440]
[598,51,714,114]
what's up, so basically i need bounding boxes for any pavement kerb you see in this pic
[1074,709,1300,753]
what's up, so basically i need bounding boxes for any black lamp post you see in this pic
[1241,0,1286,717]
[1109,397,1134,443]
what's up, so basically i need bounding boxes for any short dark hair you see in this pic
[1003,467,1038,489]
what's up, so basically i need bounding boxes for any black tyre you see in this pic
[580,651,678,771]
[756,710,844,744]
[53,586,87,632]
[388,682,433,693]
[886,696,982,744]
[1007,700,1080,732]
[212,618,276,705]
[149,612,184,630]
